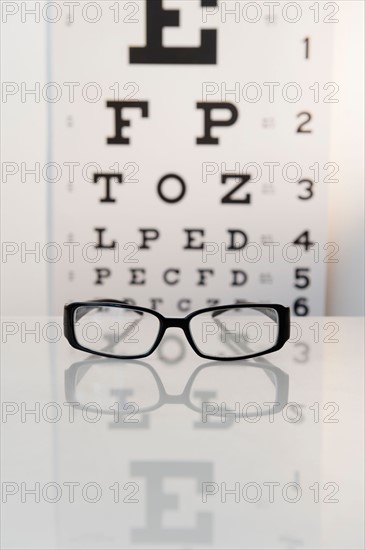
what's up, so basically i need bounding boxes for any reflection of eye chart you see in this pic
[54,331,323,549]
[49,0,337,315]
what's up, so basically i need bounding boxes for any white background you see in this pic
[1,0,364,316]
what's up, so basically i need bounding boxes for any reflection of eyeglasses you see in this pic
[65,357,289,417]
[64,301,290,361]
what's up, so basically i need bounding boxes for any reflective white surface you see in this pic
[1,317,364,549]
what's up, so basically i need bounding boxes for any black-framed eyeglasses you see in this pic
[64,300,290,361]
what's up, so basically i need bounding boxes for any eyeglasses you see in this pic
[64,300,290,361]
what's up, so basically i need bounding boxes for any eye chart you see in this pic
[49,0,337,315]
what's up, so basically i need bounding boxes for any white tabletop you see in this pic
[1,316,364,549]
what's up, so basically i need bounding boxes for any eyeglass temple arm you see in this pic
[212,317,288,394]
[74,300,144,323]
[211,306,278,323]
[212,318,280,384]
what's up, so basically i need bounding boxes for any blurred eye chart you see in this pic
[49,0,337,315]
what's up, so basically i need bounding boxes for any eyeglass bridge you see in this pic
[164,317,186,329]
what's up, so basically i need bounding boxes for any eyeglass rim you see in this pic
[64,301,290,361]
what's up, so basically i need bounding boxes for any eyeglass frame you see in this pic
[64,300,291,361]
